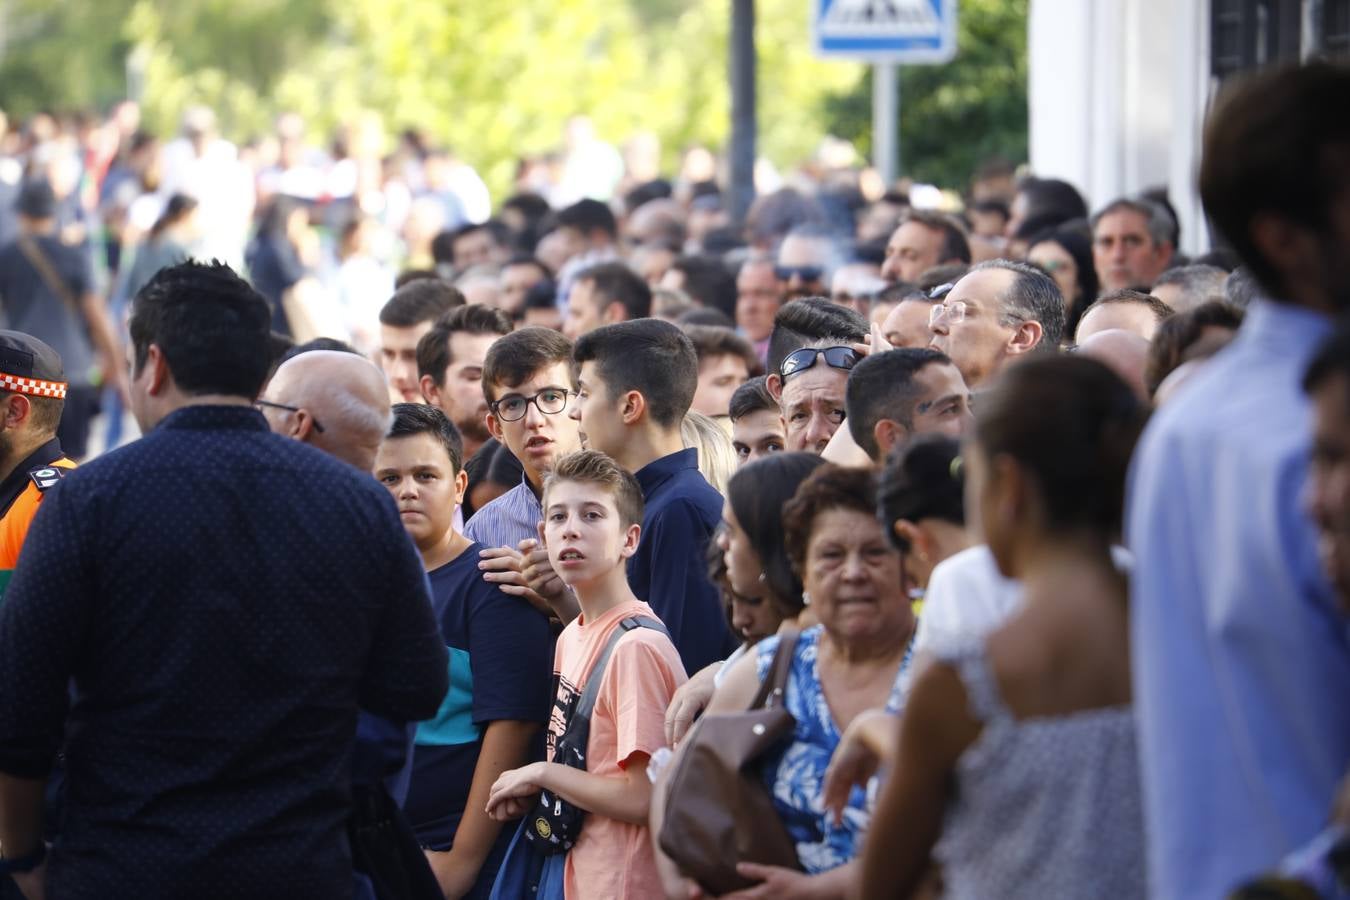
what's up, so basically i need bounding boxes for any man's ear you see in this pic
[604,301,626,324]
[1,393,31,430]
[144,344,171,396]
[453,467,469,507]
[536,518,547,547]
[620,390,646,426]
[874,418,908,460]
[620,522,642,558]
[766,372,783,401]
[486,411,504,443]
[418,374,442,408]
[1007,320,1044,355]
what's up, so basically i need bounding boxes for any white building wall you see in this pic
[1028,0,1212,255]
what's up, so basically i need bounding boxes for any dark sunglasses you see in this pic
[774,265,824,283]
[780,346,860,380]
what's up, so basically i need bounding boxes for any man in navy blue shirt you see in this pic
[0,261,448,900]
[571,319,736,675]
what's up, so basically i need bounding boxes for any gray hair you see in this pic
[970,258,1067,349]
[1224,266,1261,310]
[1091,197,1177,248]
[1152,264,1228,310]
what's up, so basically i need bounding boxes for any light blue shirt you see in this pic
[1127,300,1350,898]
[462,477,542,550]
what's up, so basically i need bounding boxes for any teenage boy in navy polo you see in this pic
[570,319,737,675]
[374,404,553,899]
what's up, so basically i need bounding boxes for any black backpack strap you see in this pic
[575,616,668,720]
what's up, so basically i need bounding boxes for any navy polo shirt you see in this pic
[627,448,738,675]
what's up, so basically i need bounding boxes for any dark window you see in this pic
[1212,0,1304,79]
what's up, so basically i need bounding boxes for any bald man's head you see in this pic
[260,350,392,471]
[1074,329,1151,401]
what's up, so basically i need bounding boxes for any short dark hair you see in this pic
[394,268,441,289]
[782,464,882,576]
[877,434,965,551]
[544,449,644,529]
[845,348,952,460]
[727,452,827,617]
[481,326,575,402]
[968,259,1067,349]
[1014,177,1089,230]
[729,375,777,422]
[379,279,464,327]
[449,220,509,260]
[1145,301,1244,396]
[683,324,763,376]
[975,355,1146,535]
[130,260,272,398]
[1199,62,1350,299]
[416,305,513,386]
[575,262,652,321]
[901,210,971,265]
[969,199,1010,223]
[1304,321,1350,399]
[669,255,738,318]
[573,319,698,429]
[555,199,617,240]
[386,402,464,475]
[677,307,736,330]
[766,297,869,377]
[279,337,360,365]
[1082,289,1175,331]
[1151,264,1228,306]
[917,263,970,292]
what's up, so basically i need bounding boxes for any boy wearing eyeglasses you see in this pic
[467,327,585,621]
[375,403,554,899]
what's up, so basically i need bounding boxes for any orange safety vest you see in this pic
[0,457,76,596]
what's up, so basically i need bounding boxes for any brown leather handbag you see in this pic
[658,629,803,895]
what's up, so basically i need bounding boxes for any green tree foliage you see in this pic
[9,0,1019,200]
[821,0,1029,190]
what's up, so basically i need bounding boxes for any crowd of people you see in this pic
[0,60,1347,900]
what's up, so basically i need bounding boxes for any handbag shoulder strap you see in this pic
[16,235,80,314]
[750,627,801,711]
[575,615,668,721]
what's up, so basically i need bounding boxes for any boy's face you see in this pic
[374,433,467,551]
[486,361,583,481]
[540,479,640,586]
[570,360,627,457]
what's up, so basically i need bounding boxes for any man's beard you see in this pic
[455,413,491,444]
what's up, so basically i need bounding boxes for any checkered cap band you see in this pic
[0,372,68,399]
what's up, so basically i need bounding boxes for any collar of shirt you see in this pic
[158,404,270,434]
[1236,298,1333,355]
[634,447,699,498]
[0,437,65,515]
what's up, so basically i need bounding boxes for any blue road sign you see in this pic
[811,0,958,63]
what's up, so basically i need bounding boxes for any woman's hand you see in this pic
[485,762,544,822]
[665,663,722,745]
[822,708,897,824]
[719,863,824,899]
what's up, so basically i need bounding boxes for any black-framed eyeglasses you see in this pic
[780,346,860,381]
[255,399,325,433]
[489,387,571,422]
[774,265,825,283]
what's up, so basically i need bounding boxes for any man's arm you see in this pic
[426,720,539,899]
[359,505,449,722]
[487,755,653,826]
[0,772,45,862]
[637,504,734,672]
[79,292,128,402]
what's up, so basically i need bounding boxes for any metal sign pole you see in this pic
[872,63,898,186]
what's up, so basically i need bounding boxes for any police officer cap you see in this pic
[0,331,64,384]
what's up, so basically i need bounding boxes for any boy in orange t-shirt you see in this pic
[487,450,687,899]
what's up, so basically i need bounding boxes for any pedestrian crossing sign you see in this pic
[811,0,958,63]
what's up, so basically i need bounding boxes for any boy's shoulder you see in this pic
[427,542,505,607]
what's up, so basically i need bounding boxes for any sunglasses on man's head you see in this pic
[774,265,825,283]
[780,346,860,381]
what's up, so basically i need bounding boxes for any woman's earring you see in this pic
[758,573,767,583]
[802,592,813,606]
